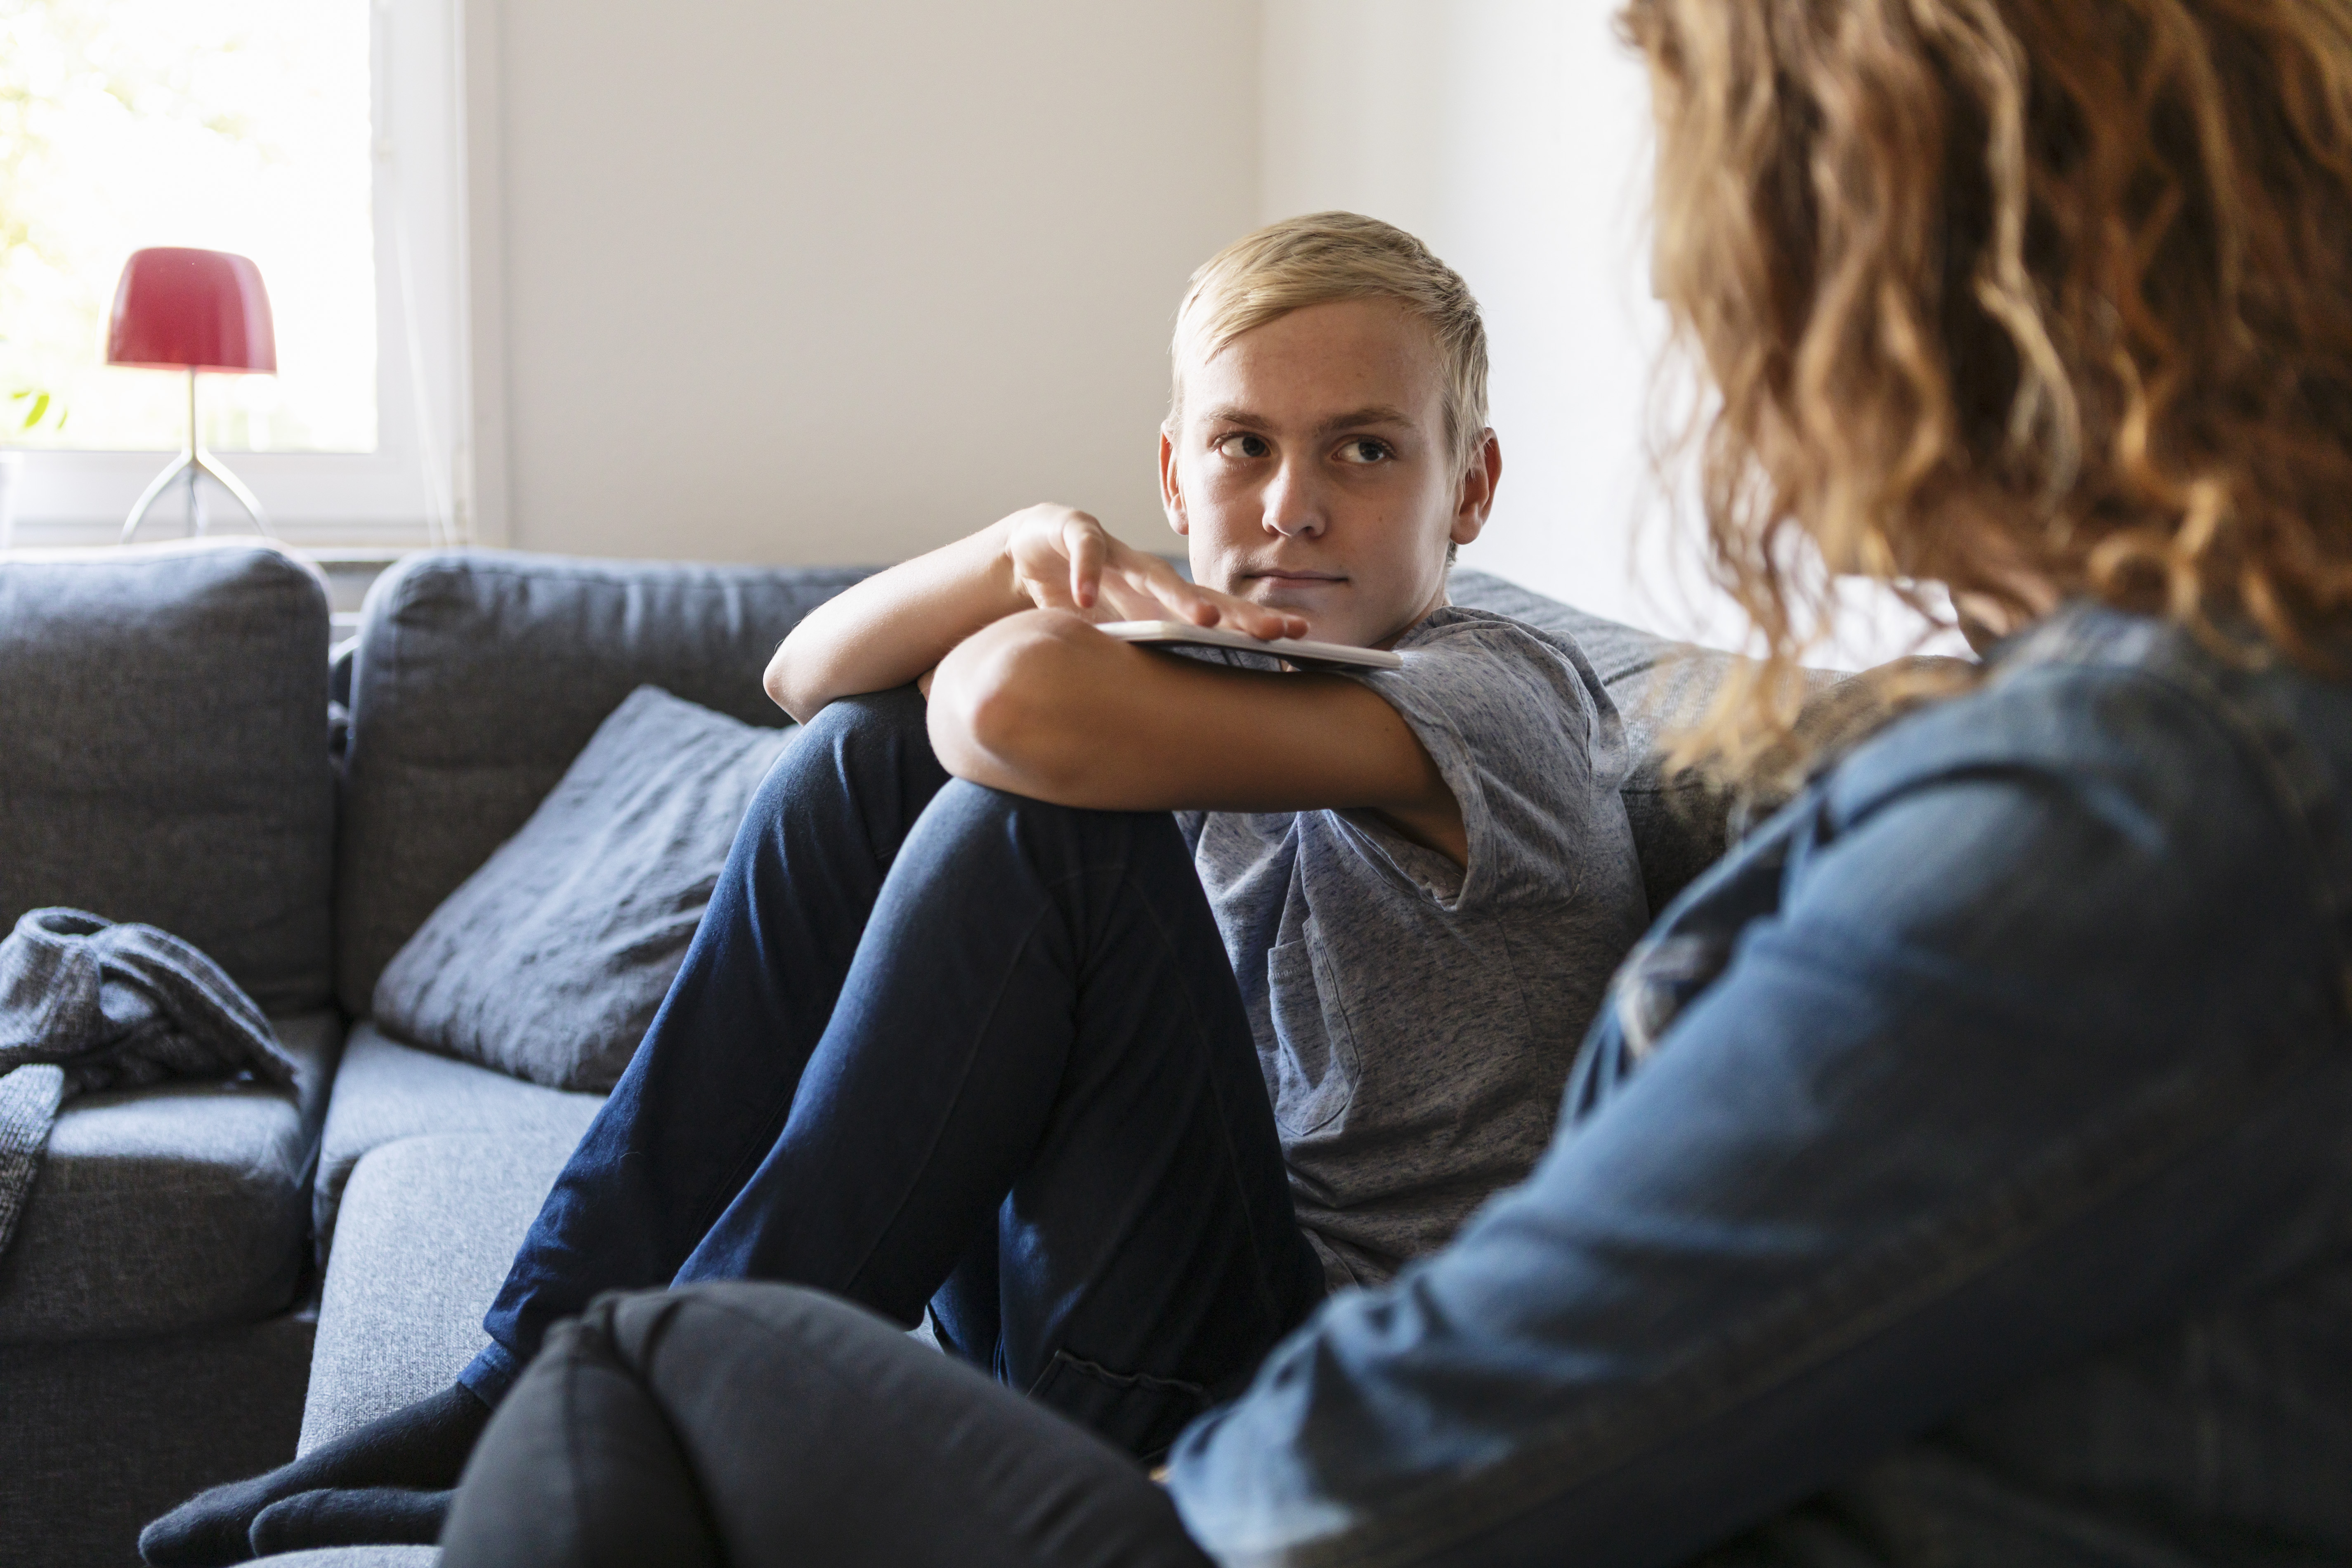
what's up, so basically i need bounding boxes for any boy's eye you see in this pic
[1334,437,1393,465]
[1214,433,1272,460]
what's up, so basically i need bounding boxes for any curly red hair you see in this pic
[1623,0,2352,771]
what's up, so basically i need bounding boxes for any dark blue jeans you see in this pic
[460,687,1325,1458]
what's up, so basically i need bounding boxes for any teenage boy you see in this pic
[143,212,1649,1565]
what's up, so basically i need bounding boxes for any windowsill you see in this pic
[0,449,455,546]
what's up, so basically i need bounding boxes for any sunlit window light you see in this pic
[0,0,374,454]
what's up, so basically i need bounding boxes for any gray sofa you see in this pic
[0,538,1801,1568]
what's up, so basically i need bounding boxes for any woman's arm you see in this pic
[763,505,1306,723]
[1164,666,2348,1564]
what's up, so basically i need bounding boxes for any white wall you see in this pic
[1260,0,1958,663]
[1261,0,1687,634]
[473,0,1257,565]
[470,0,1955,661]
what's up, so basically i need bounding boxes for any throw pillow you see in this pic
[373,685,793,1090]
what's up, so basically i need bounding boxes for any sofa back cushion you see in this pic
[334,550,869,1014]
[0,540,334,1013]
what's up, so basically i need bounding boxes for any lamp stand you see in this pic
[120,368,270,544]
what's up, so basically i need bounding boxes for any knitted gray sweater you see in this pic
[0,907,294,1256]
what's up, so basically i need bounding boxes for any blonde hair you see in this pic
[1167,212,1490,470]
[1622,0,2352,777]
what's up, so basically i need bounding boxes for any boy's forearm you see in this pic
[764,522,1028,722]
[930,610,1466,861]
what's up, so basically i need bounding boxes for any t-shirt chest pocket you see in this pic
[1262,921,1362,1137]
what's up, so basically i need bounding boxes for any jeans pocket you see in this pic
[1025,1350,1216,1464]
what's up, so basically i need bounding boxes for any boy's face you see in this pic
[1159,298,1500,649]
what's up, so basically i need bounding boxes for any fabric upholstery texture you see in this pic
[334,550,868,1014]
[313,1025,602,1260]
[0,1011,340,1342]
[373,687,796,1091]
[248,1552,440,1567]
[0,539,335,1013]
[0,1309,313,1568]
[302,1131,583,1454]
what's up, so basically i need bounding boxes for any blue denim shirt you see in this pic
[1167,601,2352,1567]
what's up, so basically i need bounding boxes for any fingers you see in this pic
[1098,545,1216,627]
[1064,517,1105,611]
[1005,506,1310,644]
[1210,595,1311,642]
[1004,505,1100,612]
[1114,558,1308,642]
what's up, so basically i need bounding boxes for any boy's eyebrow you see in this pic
[1197,404,1418,433]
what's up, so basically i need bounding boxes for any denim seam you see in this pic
[1124,867,1305,1340]
[832,884,1071,1309]
[1033,1348,1213,1401]
[678,711,920,1245]
[2122,659,2352,1018]
[679,1071,806,1252]
[1277,1044,2320,1568]
[2004,610,2352,1018]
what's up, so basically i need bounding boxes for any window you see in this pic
[0,0,465,545]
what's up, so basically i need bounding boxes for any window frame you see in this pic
[4,0,481,549]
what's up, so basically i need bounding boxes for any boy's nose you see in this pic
[1262,464,1327,539]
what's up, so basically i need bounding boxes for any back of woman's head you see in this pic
[1623,0,2352,766]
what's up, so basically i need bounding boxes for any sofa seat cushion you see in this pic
[1,1311,315,1568]
[314,1025,602,1259]
[0,1010,342,1343]
[304,1131,583,1453]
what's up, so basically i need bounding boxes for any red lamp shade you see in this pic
[106,247,276,374]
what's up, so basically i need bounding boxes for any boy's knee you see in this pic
[739,684,933,824]
[789,684,931,775]
[921,779,1195,884]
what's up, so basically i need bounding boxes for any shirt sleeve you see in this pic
[1337,616,1628,915]
[1164,660,2352,1566]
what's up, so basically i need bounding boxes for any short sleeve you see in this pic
[1338,612,1626,914]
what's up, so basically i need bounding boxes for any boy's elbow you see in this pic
[762,661,796,717]
[928,613,1098,793]
[764,635,835,724]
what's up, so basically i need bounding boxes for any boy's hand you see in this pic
[1002,504,1308,643]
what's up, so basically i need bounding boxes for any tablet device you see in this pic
[1093,620,1403,672]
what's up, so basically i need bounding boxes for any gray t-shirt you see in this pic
[1180,606,1648,1292]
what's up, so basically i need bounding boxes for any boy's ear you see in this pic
[1450,429,1503,548]
[1159,430,1190,536]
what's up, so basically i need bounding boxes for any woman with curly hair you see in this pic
[433,3,2352,1564]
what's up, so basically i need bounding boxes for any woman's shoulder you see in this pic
[1837,601,2352,805]
[1819,600,2352,971]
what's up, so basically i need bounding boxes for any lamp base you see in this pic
[120,445,271,544]
[121,369,269,544]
